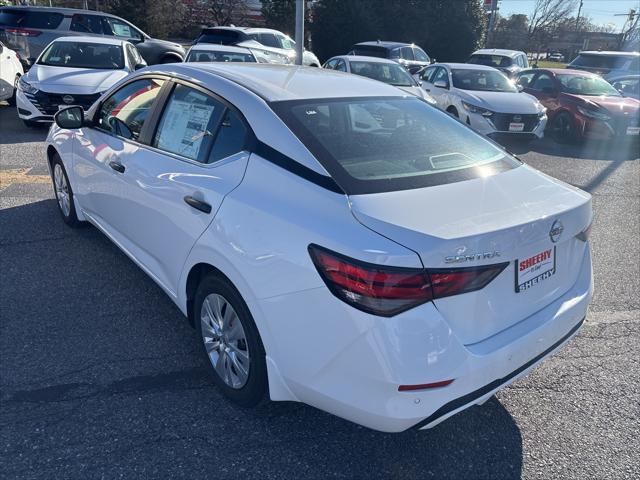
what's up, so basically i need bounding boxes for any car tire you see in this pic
[551,112,577,144]
[195,273,267,407]
[7,75,19,106]
[50,155,82,227]
[447,106,459,118]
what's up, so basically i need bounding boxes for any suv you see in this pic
[349,41,431,74]
[467,49,529,78]
[194,26,320,67]
[567,51,640,80]
[0,6,185,69]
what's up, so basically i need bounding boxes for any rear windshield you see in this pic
[38,41,124,69]
[197,29,242,45]
[351,46,388,59]
[186,49,255,63]
[570,54,636,69]
[271,97,519,194]
[349,61,415,87]
[0,9,64,29]
[468,54,513,68]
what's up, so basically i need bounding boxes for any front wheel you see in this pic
[51,156,82,227]
[195,274,267,407]
[551,112,577,144]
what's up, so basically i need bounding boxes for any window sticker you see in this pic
[156,100,216,160]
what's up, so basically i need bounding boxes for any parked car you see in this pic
[417,63,547,140]
[548,52,564,62]
[46,63,592,432]
[608,74,640,101]
[567,51,640,80]
[0,40,23,105]
[348,41,431,74]
[323,55,436,104]
[516,68,640,142]
[467,49,529,78]
[0,6,185,69]
[17,36,146,127]
[186,43,259,63]
[194,26,319,67]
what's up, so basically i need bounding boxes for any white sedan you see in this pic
[418,63,547,140]
[0,40,23,105]
[324,55,436,104]
[16,36,146,127]
[47,63,593,432]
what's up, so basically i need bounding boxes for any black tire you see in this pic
[50,155,82,227]
[447,106,459,118]
[194,273,267,407]
[7,75,19,106]
[551,111,577,144]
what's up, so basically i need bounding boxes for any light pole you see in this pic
[294,0,304,66]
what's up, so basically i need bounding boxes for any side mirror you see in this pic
[55,106,84,129]
[433,79,448,89]
[134,62,146,70]
[430,58,436,64]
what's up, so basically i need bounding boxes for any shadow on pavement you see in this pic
[502,136,639,161]
[0,199,524,479]
[0,103,49,145]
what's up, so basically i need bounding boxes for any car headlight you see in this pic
[462,101,493,117]
[577,105,611,121]
[18,77,38,95]
[535,102,547,117]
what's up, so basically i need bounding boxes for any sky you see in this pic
[497,0,640,30]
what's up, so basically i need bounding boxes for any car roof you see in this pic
[353,41,412,49]
[472,49,524,58]
[148,63,406,102]
[0,5,120,18]
[189,44,252,54]
[329,55,399,65]
[203,26,286,35]
[578,50,640,56]
[52,36,126,46]
[438,62,498,71]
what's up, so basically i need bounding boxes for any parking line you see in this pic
[0,168,51,191]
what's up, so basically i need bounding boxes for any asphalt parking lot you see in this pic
[0,103,638,479]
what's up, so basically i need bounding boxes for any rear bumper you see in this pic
[261,245,593,432]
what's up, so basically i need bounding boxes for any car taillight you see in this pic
[308,245,508,317]
[5,28,41,37]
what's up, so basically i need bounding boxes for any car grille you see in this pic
[489,113,540,132]
[24,91,101,116]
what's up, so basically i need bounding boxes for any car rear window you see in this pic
[186,49,255,63]
[0,9,63,29]
[468,54,513,68]
[197,29,242,45]
[570,54,635,69]
[271,97,519,194]
[351,46,388,59]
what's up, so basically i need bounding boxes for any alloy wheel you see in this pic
[200,293,251,389]
[53,164,71,217]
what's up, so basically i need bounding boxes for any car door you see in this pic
[526,71,561,114]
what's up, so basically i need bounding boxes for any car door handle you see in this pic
[109,161,125,173]
[184,196,212,214]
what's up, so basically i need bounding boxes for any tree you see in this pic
[262,0,296,35]
[205,0,250,26]
[527,0,578,53]
[310,0,485,63]
[105,0,186,38]
[488,14,529,51]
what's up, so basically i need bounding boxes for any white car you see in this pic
[46,64,593,433]
[323,55,437,104]
[418,63,547,140]
[16,36,146,127]
[0,40,24,105]
[185,42,288,65]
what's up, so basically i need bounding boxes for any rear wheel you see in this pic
[551,112,577,144]
[195,274,267,407]
[51,155,82,227]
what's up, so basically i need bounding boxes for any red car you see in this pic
[515,68,640,143]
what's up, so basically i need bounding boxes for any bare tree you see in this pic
[206,0,251,26]
[527,0,578,54]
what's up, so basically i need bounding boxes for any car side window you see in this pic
[324,59,338,69]
[521,55,529,68]
[531,73,554,91]
[153,84,225,163]
[125,44,137,69]
[335,60,347,72]
[390,48,401,59]
[209,109,248,163]
[102,17,143,41]
[259,33,280,49]
[421,66,436,83]
[433,67,449,86]
[97,78,165,140]
[516,71,536,88]
[70,14,104,34]
[414,47,429,63]
[277,34,294,50]
[400,47,414,61]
